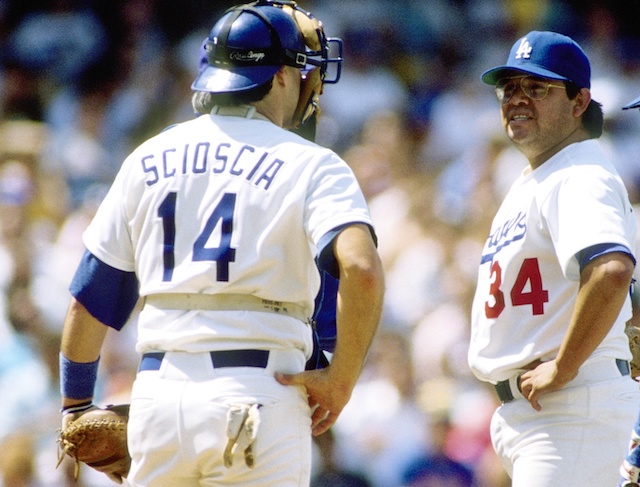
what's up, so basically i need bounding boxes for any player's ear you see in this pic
[273,65,291,87]
[573,88,591,117]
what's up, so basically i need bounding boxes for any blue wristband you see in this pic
[59,353,99,400]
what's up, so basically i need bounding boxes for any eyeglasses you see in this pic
[495,76,567,103]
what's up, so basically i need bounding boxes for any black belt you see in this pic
[139,350,270,372]
[494,358,630,404]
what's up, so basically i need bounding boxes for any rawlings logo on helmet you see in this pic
[230,51,267,63]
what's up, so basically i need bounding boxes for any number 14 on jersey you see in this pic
[158,191,237,282]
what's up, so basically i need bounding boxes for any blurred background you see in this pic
[1,0,640,485]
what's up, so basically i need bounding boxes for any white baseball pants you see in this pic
[491,357,640,487]
[125,350,311,486]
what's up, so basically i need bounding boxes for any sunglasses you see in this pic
[495,76,567,103]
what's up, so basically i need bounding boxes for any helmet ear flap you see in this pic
[281,4,325,128]
[292,68,323,127]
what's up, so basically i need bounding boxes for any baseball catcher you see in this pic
[56,0,384,484]
[56,402,130,483]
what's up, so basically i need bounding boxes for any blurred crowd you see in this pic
[1,0,640,486]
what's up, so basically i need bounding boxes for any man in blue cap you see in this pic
[468,31,640,486]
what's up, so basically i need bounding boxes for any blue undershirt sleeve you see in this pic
[309,222,377,361]
[316,222,377,278]
[576,243,635,273]
[69,249,140,330]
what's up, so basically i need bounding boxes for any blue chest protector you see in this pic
[304,222,376,370]
[305,270,338,370]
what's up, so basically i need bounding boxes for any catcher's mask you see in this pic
[192,0,343,127]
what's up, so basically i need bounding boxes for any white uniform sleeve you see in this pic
[304,151,372,247]
[541,165,635,281]
[82,157,137,272]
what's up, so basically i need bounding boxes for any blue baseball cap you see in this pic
[623,95,640,110]
[481,31,591,89]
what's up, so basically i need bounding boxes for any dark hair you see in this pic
[565,82,603,139]
[191,79,274,114]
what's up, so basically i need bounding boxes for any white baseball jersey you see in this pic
[82,110,373,356]
[468,139,636,383]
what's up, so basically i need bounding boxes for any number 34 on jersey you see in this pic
[484,258,549,318]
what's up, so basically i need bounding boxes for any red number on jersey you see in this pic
[485,261,505,318]
[484,258,549,318]
[510,257,549,315]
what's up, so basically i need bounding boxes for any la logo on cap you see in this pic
[515,38,533,60]
[480,31,591,89]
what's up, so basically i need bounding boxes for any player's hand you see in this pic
[275,368,353,436]
[518,360,577,411]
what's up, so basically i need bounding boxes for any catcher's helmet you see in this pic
[192,1,342,105]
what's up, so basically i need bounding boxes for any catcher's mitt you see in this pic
[625,323,640,380]
[56,404,131,484]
